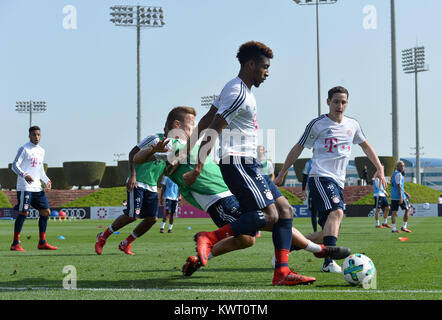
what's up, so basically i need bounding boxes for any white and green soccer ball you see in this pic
[342,253,376,288]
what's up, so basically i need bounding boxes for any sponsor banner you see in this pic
[401,203,438,217]
[176,205,210,218]
[346,204,438,218]
[0,207,90,219]
[292,205,312,218]
[90,206,125,220]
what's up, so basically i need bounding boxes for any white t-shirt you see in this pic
[191,190,234,212]
[12,142,50,192]
[214,77,258,159]
[298,115,366,188]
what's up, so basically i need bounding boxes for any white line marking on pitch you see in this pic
[1,287,441,294]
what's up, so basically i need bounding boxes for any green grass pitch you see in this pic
[1,217,441,300]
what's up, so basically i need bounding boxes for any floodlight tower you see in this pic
[15,100,47,128]
[402,46,428,185]
[292,0,338,117]
[110,5,165,143]
[201,95,218,108]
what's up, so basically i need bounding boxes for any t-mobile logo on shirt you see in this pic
[324,138,338,153]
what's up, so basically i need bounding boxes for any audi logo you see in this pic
[27,208,87,219]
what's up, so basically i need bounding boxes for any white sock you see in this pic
[376,220,380,226]
[160,222,166,229]
[383,218,388,224]
[305,240,323,253]
[168,224,173,230]
[402,222,407,228]
[392,224,396,231]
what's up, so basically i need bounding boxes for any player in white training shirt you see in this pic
[275,86,386,273]
[183,42,350,286]
[10,126,57,251]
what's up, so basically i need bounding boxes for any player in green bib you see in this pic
[134,106,351,277]
[94,134,166,256]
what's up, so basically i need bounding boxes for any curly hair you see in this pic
[236,41,274,66]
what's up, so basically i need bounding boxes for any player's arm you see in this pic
[187,106,218,155]
[274,143,304,186]
[359,140,386,190]
[183,114,227,186]
[127,146,140,191]
[133,137,170,164]
[11,147,33,184]
[40,166,51,190]
[39,152,51,189]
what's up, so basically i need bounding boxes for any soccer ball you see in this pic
[342,253,376,288]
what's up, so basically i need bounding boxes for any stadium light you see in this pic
[402,46,428,185]
[110,5,165,143]
[291,0,338,117]
[201,95,218,108]
[15,100,47,128]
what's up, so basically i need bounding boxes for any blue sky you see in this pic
[1,0,441,169]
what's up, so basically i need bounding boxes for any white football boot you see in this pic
[321,260,342,273]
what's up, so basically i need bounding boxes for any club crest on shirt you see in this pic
[264,189,273,200]
[331,196,340,204]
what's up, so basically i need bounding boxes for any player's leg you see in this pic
[401,199,412,233]
[11,191,30,251]
[193,157,271,266]
[310,197,318,232]
[196,196,256,259]
[382,202,391,228]
[310,177,345,273]
[390,200,399,233]
[182,195,256,276]
[119,189,159,255]
[30,191,57,250]
[160,205,170,233]
[167,200,177,233]
[95,190,138,255]
[374,196,383,228]
[37,208,57,250]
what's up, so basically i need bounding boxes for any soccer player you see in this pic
[94,134,168,255]
[372,170,391,229]
[10,126,57,251]
[256,145,275,181]
[390,161,412,233]
[181,42,350,286]
[159,175,179,233]
[274,86,387,274]
[134,106,349,278]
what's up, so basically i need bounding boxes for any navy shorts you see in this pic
[374,196,389,209]
[207,195,243,228]
[14,191,50,213]
[308,177,344,228]
[165,199,178,214]
[123,187,159,219]
[219,156,279,213]
[391,198,410,212]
